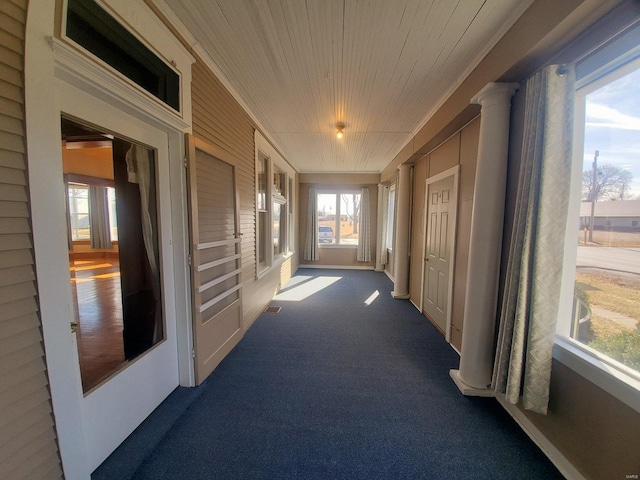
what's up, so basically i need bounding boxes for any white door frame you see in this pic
[25,1,193,477]
[420,165,459,342]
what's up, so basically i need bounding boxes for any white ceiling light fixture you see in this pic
[336,123,345,139]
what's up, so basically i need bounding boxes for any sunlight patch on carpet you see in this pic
[364,290,380,305]
[274,276,341,301]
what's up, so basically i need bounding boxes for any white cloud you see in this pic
[585,103,640,131]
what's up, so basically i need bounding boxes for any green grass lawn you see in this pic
[576,269,640,371]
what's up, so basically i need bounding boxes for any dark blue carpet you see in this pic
[96,269,562,479]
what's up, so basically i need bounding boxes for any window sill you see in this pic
[553,336,640,414]
[255,251,294,280]
[318,244,358,249]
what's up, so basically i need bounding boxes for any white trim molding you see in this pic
[496,395,586,480]
[554,338,640,414]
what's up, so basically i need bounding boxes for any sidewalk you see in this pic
[590,306,638,330]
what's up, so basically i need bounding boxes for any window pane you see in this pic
[258,211,268,268]
[69,184,90,240]
[273,201,286,256]
[339,193,360,245]
[107,187,118,241]
[257,155,267,211]
[274,171,285,197]
[318,193,336,244]
[387,187,396,249]
[572,65,640,375]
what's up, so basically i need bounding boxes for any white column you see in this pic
[451,82,518,395]
[392,164,412,299]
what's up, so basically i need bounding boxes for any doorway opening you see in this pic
[62,117,164,392]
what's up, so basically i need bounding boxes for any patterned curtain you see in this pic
[89,185,112,249]
[303,188,319,261]
[492,64,575,414]
[357,187,371,262]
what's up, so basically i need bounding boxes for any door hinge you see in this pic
[184,157,188,168]
[188,254,192,266]
[192,348,196,359]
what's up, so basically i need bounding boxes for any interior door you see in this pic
[422,174,455,334]
[186,135,244,384]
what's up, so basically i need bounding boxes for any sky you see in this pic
[583,63,640,198]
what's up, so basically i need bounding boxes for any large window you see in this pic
[317,191,361,246]
[255,133,295,277]
[559,48,640,396]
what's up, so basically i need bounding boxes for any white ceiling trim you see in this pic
[156,0,537,174]
[405,0,536,144]
[152,0,293,170]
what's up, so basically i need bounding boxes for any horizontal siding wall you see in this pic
[191,59,297,328]
[0,0,63,478]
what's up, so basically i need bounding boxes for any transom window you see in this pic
[65,0,180,111]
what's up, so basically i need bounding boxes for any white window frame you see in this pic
[316,190,361,248]
[255,131,295,278]
[555,48,640,414]
[386,184,396,251]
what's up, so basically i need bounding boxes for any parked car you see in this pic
[318,225,334,243]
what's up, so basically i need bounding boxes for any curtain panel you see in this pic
[492,65,575,414]
[126,144,162,342]
[89,185,112,249]
[303,188,319,261]
[357,187,371,262]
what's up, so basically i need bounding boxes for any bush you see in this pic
[589,328,640,371]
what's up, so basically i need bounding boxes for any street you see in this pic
[576,246,640,275]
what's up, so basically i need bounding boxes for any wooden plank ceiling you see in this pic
[164,0,533,173]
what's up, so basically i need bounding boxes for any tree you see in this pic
[341,193,361,233]
[582,164,633,201]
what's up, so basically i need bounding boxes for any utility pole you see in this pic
[589,150,599,243]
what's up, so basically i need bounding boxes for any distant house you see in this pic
[580,200,640,232]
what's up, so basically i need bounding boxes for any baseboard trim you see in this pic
[496,395,585,480]
[299,264,374,270]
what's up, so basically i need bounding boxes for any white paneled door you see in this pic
[186,135,244,384]
[422,169,458,338]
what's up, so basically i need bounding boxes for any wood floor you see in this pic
[70,256,127,392]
